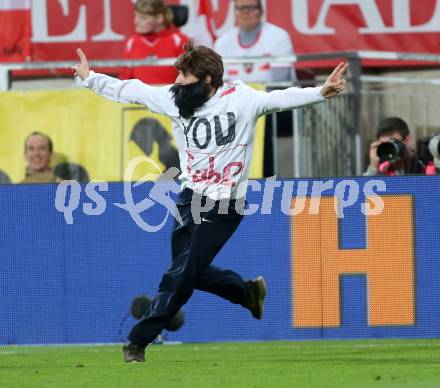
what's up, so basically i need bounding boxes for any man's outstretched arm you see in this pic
[243,62,349,117]
[71,48,170,115]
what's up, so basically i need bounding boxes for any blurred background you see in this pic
[2,0,440,182]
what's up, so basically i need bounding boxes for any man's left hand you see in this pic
[320,62,348,99]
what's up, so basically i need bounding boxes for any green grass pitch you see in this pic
[1,339,440,387]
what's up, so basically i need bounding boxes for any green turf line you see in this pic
[1,339,440,388]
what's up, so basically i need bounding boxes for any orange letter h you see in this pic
[292,195,415,328]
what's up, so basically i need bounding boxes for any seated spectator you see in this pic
[214,0,295,83]
[120,0,190,84]
[364,117,424,176]
[21,132,61,183]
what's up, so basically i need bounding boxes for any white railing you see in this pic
[3,50,440,90]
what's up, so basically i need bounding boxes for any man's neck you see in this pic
[27,168,52,176]
[239,23,262,46]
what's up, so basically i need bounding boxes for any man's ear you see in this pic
[205,75,212,84]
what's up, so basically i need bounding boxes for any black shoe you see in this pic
[122,342,145,363]
[244,276,267,320]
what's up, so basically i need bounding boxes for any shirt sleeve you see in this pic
[238,81,326,118]
[81,71,172,115]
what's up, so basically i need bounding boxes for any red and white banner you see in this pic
[3,0,440,66]
[0,0,31,62]
[184,0,217,47]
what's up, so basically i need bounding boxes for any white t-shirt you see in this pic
[214,22,294,83]
[83,72,324,199]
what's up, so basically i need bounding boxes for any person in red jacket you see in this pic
[120,0,189,84]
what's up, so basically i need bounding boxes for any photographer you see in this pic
[364,117,424,176]
[418,133,440,175]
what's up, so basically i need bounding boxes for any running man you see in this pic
[71,43,347,362]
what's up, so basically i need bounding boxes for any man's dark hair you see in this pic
[135,0,174,27]
[24,131,53,153]
[175,41,224,90]
[376,117,410,140]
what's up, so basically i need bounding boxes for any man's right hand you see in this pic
[71,48,90,81]
[368,140,381,170]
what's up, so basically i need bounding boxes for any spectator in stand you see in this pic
[120,0,190,84]
[21,132,61,184]
[214,0,295,83]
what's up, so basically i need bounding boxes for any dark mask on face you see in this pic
[170,79,212,119]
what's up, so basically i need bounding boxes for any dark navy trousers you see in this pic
[128,188,248,347]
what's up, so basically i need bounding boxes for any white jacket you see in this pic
[83,72,325,199]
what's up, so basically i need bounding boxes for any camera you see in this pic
[377,139,405,163]
[419,134,440,164]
